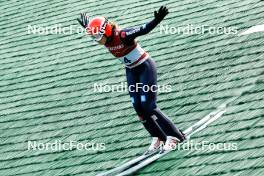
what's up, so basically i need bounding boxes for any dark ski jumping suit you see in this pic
[104,18,185,142]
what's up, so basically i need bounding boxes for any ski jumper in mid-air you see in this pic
[78,6,186,153]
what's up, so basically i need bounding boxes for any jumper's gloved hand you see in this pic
[77,13,89,28]
[154,6,169,23]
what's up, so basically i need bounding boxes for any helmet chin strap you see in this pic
[105,27,114,44]
[105,35,111,44]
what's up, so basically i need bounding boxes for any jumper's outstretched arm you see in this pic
[120,6,169,43]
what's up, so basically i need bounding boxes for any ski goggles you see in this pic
[90,32,104,42]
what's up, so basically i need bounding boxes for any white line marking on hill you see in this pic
[239,24,264,36]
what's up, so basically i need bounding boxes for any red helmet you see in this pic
[87,16,112,41]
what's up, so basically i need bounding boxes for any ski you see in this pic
[115,105,227,176]
[184,105,227,138]
[116,150,170,176]
[96,149,159,176]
